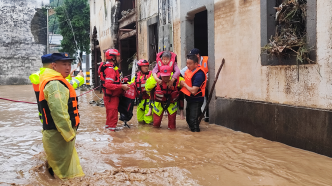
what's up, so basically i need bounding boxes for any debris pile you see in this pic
[262,0,313,64]
[121,9,134,19]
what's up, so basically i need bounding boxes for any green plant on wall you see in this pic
[261,0,314,65]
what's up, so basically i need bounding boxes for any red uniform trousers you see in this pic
[153,109,176,129]
[104,95,120,129]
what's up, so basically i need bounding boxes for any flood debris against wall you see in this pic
[0,0,47,85]
[262,0,314,65]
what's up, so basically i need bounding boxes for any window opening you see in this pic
[261,0,316,66]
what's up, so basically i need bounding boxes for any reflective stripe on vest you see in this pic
[180,66,207,97]
[39,75,80,130]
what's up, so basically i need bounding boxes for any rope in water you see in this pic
[0,85,101,104]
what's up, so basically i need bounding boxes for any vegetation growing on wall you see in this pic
[262,0,314,65]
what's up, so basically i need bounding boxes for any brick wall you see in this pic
[0,1,47,85]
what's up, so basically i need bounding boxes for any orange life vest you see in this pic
[201,56,208,73]
[180,65,207,97]
[32,83,43,121]
[156,51,177,71]
[39,75,80,130]
[98,61,123,97]
[135,71,152,100]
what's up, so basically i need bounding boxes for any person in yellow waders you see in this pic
[29,53,84,123]
[128,59,153,124]
[38,53,84,179]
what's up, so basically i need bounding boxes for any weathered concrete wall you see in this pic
[172,0,182,65]
[214,0,332,110]
[90,0,118,61]
[0,0,48,85]
[212,0,332,156]
[136,0,158,61]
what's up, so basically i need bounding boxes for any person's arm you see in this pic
[171,62,180,79]
[44,81,76,142]
[67,71,84,89]
[128,76,135,85]
[180,71,205,95]
[181,82,200,95]
[145,76,157,92]
[104,68,129,91]
[152,64,162,84]
[69,69,76,77]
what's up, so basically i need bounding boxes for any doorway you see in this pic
[148,23,158,63]
[194,10,208,56]
[119,35,136,77]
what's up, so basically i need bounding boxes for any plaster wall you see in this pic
[90,0,117,61]
[172,0,181,64]
[136,0,158,61]
[0,0,48,85]
[214,0,332,110]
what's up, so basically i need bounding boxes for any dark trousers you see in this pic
[186,101,203,131]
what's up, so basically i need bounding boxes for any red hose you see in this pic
[0,97,37,104]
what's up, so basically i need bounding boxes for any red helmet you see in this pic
[137,59,149,67]
[105,49,120,60]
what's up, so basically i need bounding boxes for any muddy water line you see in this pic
[1,85,332,185]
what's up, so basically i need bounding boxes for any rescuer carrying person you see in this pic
[128,59,153,124]
[38,53,84,179]
[98,49,130,131]
[29,54,84,123]
[145,65,183,129]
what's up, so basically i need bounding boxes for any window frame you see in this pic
[260,0,317,66]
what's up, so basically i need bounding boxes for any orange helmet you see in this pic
[105,49,120,60]
[137,59,149,67]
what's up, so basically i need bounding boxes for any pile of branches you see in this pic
[262,0,314,64]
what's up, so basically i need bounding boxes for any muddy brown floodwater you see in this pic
[1,85,332,185]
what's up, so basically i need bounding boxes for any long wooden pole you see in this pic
[197,59,225,123]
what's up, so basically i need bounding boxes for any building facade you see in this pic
[0,0,48,85]
[90,0,332,156]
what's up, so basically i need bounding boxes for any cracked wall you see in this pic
[0,0,48,85]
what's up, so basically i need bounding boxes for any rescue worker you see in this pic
[129,59,153,124]
[98,49,130,131]
[145,66,183,129]
[66,68,85,89]
[29,54,84,123]
[180,54,207,132]
[39,53,84,179]
[180,48,209,122]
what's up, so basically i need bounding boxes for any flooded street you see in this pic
[1,85,332,185]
